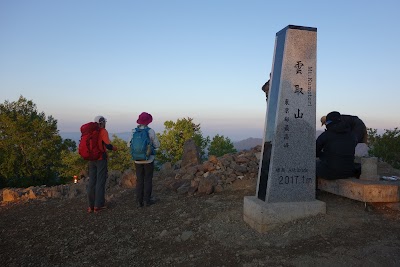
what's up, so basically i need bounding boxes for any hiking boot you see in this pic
[94,206,107,213]
[137,202,144,208]
[145,200,155,207]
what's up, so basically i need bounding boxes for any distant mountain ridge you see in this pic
[60,132,263,151]
[60,130,368,156]
[59,131,325,149]
[233,131,325,151]
[60,132,132,145]
[233,137,262,151]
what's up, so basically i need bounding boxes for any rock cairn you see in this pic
[158,142,261,195]
[1,143,262,203]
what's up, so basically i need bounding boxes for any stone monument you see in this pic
[243,25,326,233]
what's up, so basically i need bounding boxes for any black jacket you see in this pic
[340,115,366,143]
[316,121,358,179]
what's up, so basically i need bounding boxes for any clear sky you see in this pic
[1,0,399,141]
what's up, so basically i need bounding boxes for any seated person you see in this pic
[321,111,367,145]
[316,111,360,179]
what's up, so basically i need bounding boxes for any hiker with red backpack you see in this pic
[81,116,118,213]
[130,112,160,208]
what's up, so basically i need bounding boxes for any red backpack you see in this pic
[78,122,103,160]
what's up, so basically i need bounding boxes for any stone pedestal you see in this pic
[360,157,380,181]
[244,196,326,233]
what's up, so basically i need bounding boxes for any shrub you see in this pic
[368,127,400,169]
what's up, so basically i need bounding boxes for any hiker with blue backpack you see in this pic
[130,112,160,208]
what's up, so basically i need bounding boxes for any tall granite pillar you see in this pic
[244,25,326,233]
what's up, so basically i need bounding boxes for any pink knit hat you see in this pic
[136,112,153,125]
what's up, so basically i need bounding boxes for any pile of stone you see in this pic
[0,140,262,204]
[0,170,136,203]
[1,182,86,203]
[158,140,261,195]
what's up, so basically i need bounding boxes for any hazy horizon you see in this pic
[59,129,328,143]
[59,130,265,143]
[1,1,399,138]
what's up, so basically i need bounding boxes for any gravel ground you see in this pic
[1,176,400,267]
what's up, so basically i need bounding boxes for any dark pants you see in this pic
[316,159,361,180]
[88,159,108,208]
[135,162,154,205]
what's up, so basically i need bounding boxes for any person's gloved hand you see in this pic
[112,146,118,151]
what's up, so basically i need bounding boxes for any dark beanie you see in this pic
[326,111,341,123]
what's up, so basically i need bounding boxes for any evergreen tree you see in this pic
[157,117,210,165]
[208,134,237,157]
[0,96,63,187]
[61,138,77,152]
[59,135,132,182]
[59,150,87,181]
[108,134,132,172]
[368,127,400,169]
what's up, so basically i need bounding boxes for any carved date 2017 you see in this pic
[278,175,312,185]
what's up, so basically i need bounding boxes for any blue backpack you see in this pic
[130,126,154,160]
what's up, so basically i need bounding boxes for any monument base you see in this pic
[243,196,326,233]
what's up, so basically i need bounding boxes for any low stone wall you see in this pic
[1,145,262,203]
[1,169,136,204]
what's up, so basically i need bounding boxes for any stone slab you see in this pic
[317,178,400,202]
[243,196,326,233]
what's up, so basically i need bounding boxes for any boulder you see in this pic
[3,189,19,202]
[120,169,136,188]
[181,139,201,168]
